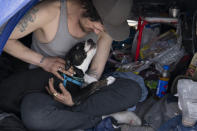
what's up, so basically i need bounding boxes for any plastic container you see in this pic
[156,65,170,98]
[152,44,185,73]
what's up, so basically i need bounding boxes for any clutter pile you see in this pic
[104,14,197,130]
[1,6,197,131]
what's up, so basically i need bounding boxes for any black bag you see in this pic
[144,95,180,130]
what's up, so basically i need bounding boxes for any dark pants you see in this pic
[21,78,141,131]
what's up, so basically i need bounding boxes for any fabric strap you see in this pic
[63,74,83,87]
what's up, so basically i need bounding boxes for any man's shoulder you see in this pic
[34,0,61,26]
[38,0,60,14]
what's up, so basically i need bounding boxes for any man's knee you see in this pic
[116,78,142,105]
[126,79,142,101]
[20,93,56,130]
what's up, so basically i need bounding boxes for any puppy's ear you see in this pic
[65,59,71,71]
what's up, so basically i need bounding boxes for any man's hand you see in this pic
[40,57,75,80]
[46,78,74,106]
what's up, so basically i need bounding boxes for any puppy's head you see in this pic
[65,39,97,77]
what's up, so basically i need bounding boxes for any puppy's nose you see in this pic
[87,39,94,44]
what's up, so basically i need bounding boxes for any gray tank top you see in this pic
[31,0,97,58]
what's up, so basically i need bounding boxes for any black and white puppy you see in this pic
[64,39,97,78]
[53,39,116,105]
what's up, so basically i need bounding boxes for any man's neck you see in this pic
[66,1,88,38]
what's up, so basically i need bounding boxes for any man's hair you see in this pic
[80,0,103,23]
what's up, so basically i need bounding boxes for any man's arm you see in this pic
[88,32,113,80]
[4,1,58,64]
[3,1,73,79]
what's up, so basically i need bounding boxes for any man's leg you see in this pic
[21,78,141,130]
[21,93,101,131]
[73,78,142,116]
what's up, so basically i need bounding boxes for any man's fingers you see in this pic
[48,78,59,97]
[94,22,104,32]
[48,80,74,106]
[48,79,65,100]
[59,83,74,106]
[56,58,66,64]
[61,69,74,77]
[59,66,75,76]
[51,58,75,77]
[53,90,66,104]
[54,93,63,101]
[54,96,62,102]
[54,71,64,81]
[68,67,75,74]
[45,86,52,95]
[59,83,70,95]
[56,63,65,72]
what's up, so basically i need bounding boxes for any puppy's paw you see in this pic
[84,74,98,84]
[106,76,116,85]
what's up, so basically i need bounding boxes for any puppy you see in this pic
[53,39,116,105]
[64,39,97,78]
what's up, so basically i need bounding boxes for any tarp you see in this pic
[0,0,39,55]
[0,0,32,27]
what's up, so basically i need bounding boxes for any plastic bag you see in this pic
[132,26,160,57]
[152,43,185,72]
[117,60,152,73]
[177,79,197,127]
[140,30,177,59]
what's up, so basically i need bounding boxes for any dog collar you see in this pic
[62,74,83,87]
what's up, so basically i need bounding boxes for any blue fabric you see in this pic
[0,0,31,27]
[86,117,115,131]
[0,0,39,55]
[63,74,82,87]
[157,115,197,131]
[112,71,148,102]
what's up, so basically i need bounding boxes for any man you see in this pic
[5,0,109,81]
[2,0,143,130]
[4,0,131,81]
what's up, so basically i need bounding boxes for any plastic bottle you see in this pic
[156,65,170,98]
[152,43,185,71]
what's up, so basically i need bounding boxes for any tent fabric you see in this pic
[0,0,32,27]
[0,0,39,55]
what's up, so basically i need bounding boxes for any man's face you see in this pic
[79,17,104,35]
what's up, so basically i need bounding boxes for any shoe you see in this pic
[104,111,142,126]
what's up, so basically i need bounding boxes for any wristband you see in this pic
[40,56,46,64]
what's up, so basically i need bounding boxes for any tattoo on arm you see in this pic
[16,8,39,32]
